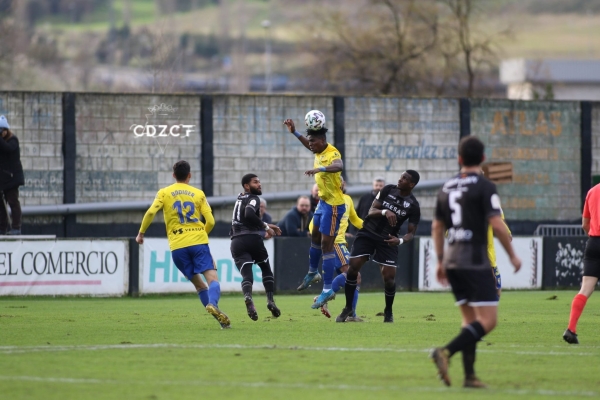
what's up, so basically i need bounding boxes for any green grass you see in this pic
[0,291,598,399]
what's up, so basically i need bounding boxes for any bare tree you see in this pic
[306,0,440,95]
[438,0,512,97]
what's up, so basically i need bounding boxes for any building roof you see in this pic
[500,58,600,84]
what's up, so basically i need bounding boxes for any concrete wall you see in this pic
[344,97,460,220]
[74,94,201,224]
[211,95,334,222]
[472,99,581,220]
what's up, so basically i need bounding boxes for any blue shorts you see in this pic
[492,266,502,290]
[171,244,216,280]
[333,243,350,274]
[313,200,346,237]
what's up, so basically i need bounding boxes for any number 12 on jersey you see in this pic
[173,200,198,223]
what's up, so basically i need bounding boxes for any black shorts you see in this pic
[230,234,269,271]
[350,232,398,267]
[447,268,498,307]
[583,237,600,278]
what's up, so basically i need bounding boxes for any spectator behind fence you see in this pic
[356,177,386,219]
[0,115,24,235]
[310,183,319,213]
[277,195,313,237]
[260,197,272,224]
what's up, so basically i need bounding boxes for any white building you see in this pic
[500,59,600,101]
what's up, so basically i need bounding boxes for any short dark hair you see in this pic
[459,136,485,166]
[241,173,258,187]
[406,170,420,186]
[306,127,328,137]
[173,160,190,181]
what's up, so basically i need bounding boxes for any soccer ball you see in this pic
[305,110,326,131]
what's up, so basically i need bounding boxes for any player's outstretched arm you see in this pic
[283,118,310,150]
[348,202,364,230]
[137,194,163,244]
[490,215,521,272]
[304,159,343,176]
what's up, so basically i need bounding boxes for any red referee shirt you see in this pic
[583,184,600,236]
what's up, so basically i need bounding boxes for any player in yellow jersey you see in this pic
[136,160,230,329]
[284,111,346,307]
[487,210,511,298]
[309,178,364,320]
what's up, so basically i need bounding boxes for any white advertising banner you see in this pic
[140,238,274,294]
[418,237,543,291]
[0,240,128,296]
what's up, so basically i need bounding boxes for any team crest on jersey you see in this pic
[403,201,410,208]
[249,199,257,206]
[400,210,407,216]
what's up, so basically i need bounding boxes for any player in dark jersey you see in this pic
[230,173,282,321]
[335,170,421,323]
[429,136,521,389]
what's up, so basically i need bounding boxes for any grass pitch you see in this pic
[0,291,598,400]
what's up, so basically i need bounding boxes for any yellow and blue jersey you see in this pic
[309,194,363,244]
[139,182,215,251]
[314,144,345,206]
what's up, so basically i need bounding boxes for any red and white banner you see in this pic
[418,237,543,291]
[0,240,128,296]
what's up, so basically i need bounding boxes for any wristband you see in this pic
[319,167,326,172]
[381,209,387,216]
[264,223,270,231]
[398,238,404,245]
[293,131,302,138]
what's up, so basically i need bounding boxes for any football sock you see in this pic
[322,252,336,291]
[344,277,357,309]
[352,286,360,316]
[384,281,396,314]
[568,293,588,333]
[258,260,275,296]
[309,243,322,274]
[208,281,221,306]
[462,342,476,378]
[198,288,209,307]
[445,321,486,357]
[238,262,255,300]
[332,273,346,293]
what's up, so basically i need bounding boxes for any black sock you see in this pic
[462,342,476,378]
[384,282,396,314]
[258,261,275,302]
[241,281,253,300]
[344,278,357,309]
[445,321,486,357]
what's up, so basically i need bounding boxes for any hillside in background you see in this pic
[0,0,599,95]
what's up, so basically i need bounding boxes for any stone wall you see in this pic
[211,95,334,222]
[74,94,201,224]
[471,99,581,220]
[344,98,460,220]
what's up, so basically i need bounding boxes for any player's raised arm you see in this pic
[367,188,397,227]
[283,118,310,150]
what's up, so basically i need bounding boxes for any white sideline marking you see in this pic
[0,375,597,397]
[0,343,597,357]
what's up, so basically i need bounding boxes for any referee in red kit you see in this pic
[563,183,600,344]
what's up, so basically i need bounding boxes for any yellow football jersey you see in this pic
[139,182,215,251]
[309,194,363,244]
[487,210,510,267]
[314,144,345,206]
